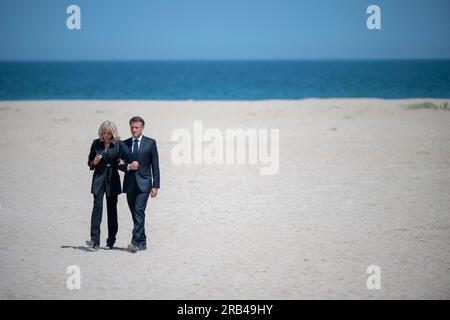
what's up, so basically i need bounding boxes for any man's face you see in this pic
[130,121,144,139]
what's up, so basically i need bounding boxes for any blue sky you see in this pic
[0,0,449,60]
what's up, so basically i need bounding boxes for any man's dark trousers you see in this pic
[126,182,149,249]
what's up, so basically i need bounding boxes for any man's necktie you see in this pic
[132,139,139,160]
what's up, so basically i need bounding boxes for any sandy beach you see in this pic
[0,98,449,299]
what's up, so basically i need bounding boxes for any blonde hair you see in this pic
[98,121,120,144]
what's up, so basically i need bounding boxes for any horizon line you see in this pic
[1,98,449,102]
[1,58,450,62]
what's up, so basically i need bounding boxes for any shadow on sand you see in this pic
[60,245,128,252]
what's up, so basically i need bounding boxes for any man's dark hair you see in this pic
[129,116,145,127]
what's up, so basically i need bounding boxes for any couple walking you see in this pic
[86,116,160,253]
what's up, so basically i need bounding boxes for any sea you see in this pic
[0,60,449,100]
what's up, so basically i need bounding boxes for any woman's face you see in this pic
[102,130,112,142]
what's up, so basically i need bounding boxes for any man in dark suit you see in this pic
[119,116,160,253]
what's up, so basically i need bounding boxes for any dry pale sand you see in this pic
[0,99,449,300]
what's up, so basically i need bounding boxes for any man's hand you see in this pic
[92,154,102,166]
[151,187,158,198]
[129,161,139,170]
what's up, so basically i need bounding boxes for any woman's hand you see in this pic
[92,154,102,166]
[129,161,139,170]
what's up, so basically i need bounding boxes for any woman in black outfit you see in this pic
[86,121,125,250]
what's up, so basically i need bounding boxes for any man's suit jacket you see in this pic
[119,135,160,193]
[88,139,124,196]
